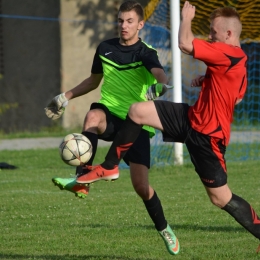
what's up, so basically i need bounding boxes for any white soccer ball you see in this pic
[59,133,92,166]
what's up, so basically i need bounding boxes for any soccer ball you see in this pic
[59,133,92,166]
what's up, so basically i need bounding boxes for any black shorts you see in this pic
[154,100,227,188]
[90,103,150,168]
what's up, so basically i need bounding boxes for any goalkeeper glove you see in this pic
[145,83,173,100]
[44,93,68,120]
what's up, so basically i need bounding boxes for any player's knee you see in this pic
[86,109,101,122]
[132,183,150,200]
[83,110,104,130]
[209,197,222,208]
[208,195,229,208]
[128,103,143,123]
[129,103,138,116]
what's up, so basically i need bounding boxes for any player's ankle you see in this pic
[101,162,116,170]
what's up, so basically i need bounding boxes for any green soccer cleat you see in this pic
[158,224,180,255]
[52,177,89,199]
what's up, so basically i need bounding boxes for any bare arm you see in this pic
[150,67,168,84]
[179,1,196,55]
[65,73,103,100]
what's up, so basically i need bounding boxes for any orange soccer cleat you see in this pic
[76,164,119,184]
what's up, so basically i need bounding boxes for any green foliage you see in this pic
[0,102,18,115]
[0,148,260,260]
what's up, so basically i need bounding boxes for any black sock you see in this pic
[101,114,142,169]
[75,131,98,176]
[143,191,167,231]
[222,193,260,239]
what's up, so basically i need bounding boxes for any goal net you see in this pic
[140,0,260,166]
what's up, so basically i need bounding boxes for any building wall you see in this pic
[0,0,151,133]
[60,0,116,129]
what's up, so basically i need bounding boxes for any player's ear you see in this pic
[138,20,144,30]
[226,30,231,39]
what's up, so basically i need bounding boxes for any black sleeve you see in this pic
[91,44,103,74]
[142,49,164,72]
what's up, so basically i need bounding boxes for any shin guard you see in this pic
[222,193,260,239]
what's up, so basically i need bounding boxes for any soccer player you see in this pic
[45,0,179,256]
[77,1,260,252]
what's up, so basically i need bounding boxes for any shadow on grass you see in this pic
[0,254,156,260]
[80,223,245,233]
[172,223,246,233]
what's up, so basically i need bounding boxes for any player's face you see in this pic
[208,17,227,43]
[118,10,144,45]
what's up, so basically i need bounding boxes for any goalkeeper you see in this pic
[45,0,178,256]
[77,1,260,253]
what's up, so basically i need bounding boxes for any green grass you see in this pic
[0,147,260,260]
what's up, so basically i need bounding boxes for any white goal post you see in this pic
[170,0,183,165]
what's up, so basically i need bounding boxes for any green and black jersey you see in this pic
[91,38,164,137]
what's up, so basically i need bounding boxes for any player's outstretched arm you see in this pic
[65,73,103,100]
[44,73,103,120]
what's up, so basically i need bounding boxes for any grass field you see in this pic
[0,147,260,260]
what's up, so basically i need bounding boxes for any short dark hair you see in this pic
[119,1,144,21]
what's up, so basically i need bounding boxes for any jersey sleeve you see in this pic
[91,44,103,74]
[238,74,247,100]
[193,39,230,66]
[141,49,164,72]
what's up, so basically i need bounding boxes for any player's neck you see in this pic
[234,40,241,48]
[226,38,241,48]
[119,37,140,46]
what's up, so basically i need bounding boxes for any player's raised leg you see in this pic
[77,101,162,184]
[52,108,105,196]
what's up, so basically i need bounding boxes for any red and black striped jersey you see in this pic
[189,38,247,145]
